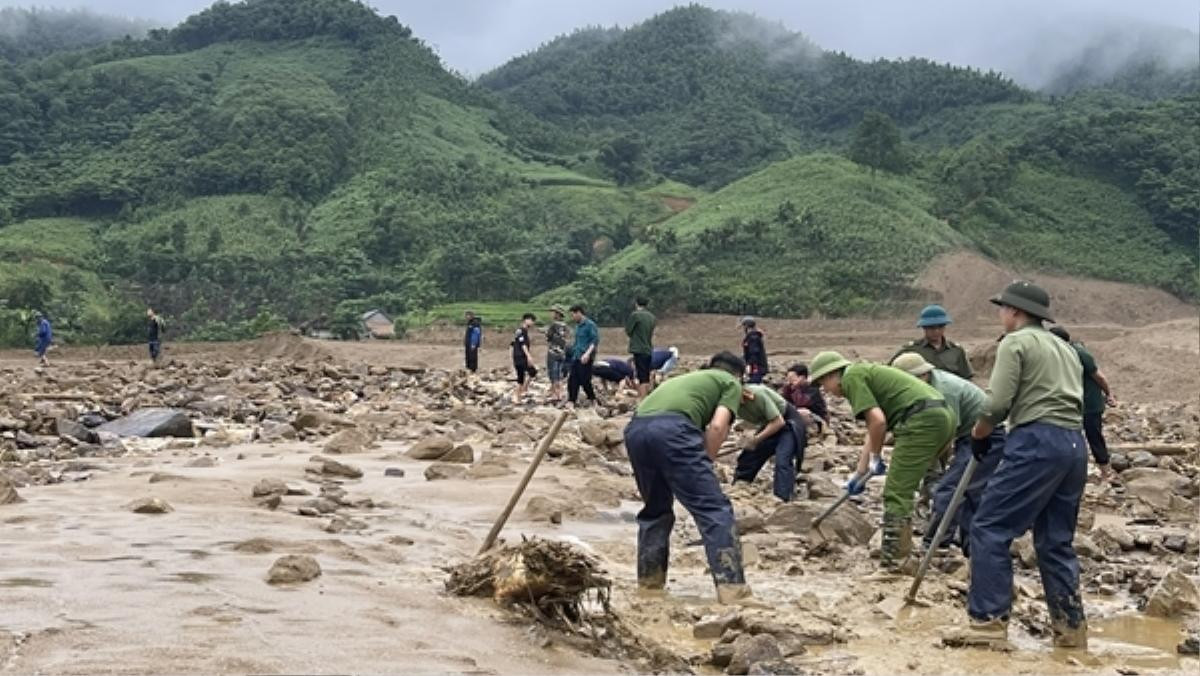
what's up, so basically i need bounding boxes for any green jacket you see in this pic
[624,308,656,356]
[984,324,1083,430]
[893,338,973,380]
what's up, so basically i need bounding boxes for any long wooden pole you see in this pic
[478,410,571,555]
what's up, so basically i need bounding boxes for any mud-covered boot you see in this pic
[864,514,915,581]
[941,618,1012,650]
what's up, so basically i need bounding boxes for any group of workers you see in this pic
[463,300,680,407]
[619,281,1117,651]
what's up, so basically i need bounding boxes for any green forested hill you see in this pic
[0,0,1194,346]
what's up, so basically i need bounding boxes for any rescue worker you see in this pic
[946,281,1088,649]
[147,308,165,364]
[544,306,570,403]
[567,305,599,408]
[890,353,1004,554]
[1048,326,1118,482]
[740,317,768,384]
[33,311,52,367]
[732,384,807,502]
[650,346,679,385]
[623,351,751,603]
[464,311,482,373]
[893,304,973,379]
[809,351,956,576]
[592,356,635,393]
[624,297,656,398]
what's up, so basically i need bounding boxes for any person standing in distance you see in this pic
[567,305,599,408]
[740,317,768,384]
[1048,326,1118,483]
[147,308,165,364]
[625,297,656,399]
[464,311,482,373]
[893,304,973,380]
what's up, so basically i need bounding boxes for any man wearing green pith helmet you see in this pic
[809,351,957,577]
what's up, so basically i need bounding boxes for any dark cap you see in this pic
[990,281,1053,322]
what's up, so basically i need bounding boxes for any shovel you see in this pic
[811,472,870,531]
[904,455,979,604]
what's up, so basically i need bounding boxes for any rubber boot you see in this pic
[881,514,916,573]
[1051,617,1088,649]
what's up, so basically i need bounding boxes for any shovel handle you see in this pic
[906,456,978,603]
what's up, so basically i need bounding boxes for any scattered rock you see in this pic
[312,458,363,479]
[324,428,372,455]
[1074,535,1103,561]
[1144,569,1200,618]
[187,456,217,468]
[525,495,564,523]
[0,475,22,505]
[579,420,615,448]
[252,478,289,498]
[766,502,873,545]
[258,420,297,442]
[695,612,742,639]
[1092,522,1135,553]
[298,498,339,517]
[727,633,782,675]
[258,494,282,510]
[267,554,321,584]
[98,408,193,438]
[441,443,475,463]
[55,418,98,443]
[1178,636,1199,656]
[384,467,405,478]
[424,463,466,481]
[1012,534,1037,568]
[408,436,455,460]
[1128,451,1158,468]
[324,516,367,533]
[128,497,173,514]
[747,660,804,675]
[148,472,187,483]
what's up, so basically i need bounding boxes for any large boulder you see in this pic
[98,408,193,438]
[1144,569,1200,618]
[323,428,371,455]
[726,633,782,675]
[441,443,475,464]
[1123,468,1191,511]
[407,436,454,460]
[766,502,874,545]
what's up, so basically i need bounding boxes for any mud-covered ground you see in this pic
[1,308,1197,674]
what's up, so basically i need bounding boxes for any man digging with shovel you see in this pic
[809,352,956,579]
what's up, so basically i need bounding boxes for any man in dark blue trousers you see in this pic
[944,281,1088,650]
[623,351,751,604]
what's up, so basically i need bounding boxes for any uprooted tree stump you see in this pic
[445,537,688,672]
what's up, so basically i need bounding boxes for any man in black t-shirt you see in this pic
[511,313,536,404]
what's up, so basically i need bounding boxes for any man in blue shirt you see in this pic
[567,305,599,407]
[463,311,482,373]
[34,311,52,367]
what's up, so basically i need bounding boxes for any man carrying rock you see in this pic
[625,297,656,398]
[740,317,768,384]
[1049,326,1118,482]
[890,352,1003,554]
[464,311,482,373]
[893,304,973,380]
[567,305,599,408]
[623,351,752,603]
[146,308,165,364]
[544,306,570,403]
[809,351,956,577]
[732,384,807,502]
[945,281,1088,649]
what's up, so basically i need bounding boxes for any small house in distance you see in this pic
[359,310,395,339]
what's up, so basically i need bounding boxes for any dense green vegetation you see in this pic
[0,7,153,62]
[0,0,1194,347]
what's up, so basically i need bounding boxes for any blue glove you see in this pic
[844,475,867,496]
[971,436,991,461]
[870,456,887,476]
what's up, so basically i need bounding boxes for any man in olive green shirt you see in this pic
[891,353,1005,553]
[947,281,1088,651]
[624,297,657,398]
[623,351,751,603]
[810,353,956,575]
[732,384,806,502]
[892,304,973,379]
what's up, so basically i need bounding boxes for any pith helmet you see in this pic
[891,352,935,377]
[990,281,1053,322]
[917,304,951,327]
[809,351,852,383]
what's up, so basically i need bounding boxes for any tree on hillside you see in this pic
[598,134,648,186]
[848,111,907,178]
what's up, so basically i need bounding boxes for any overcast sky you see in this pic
[3,0,1197,82]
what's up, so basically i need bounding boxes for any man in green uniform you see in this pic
[891,353,1005,553]
[624,297,657,398]
[1049,326,1117,482]
[809,352,956,575]
[892,304,973,379]
[623,351,751,603]
[945,281,1088,650]
[732,384,807,502]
